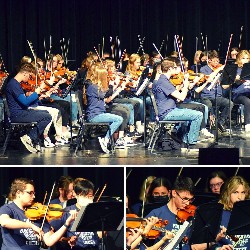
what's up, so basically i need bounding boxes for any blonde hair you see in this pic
[21,56,32,64]
[87,62,108,91]
[219,176,250,211]
[235,50,250,68]
[193,50,202,64]
[126,53,141,78]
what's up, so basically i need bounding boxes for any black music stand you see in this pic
[217,64,239,141]
[227,199,250,235]
[189,202,223,249]
[240,62,250,81]
[70,201,123,250]
[142,201,166,217]
[192,192,219,207]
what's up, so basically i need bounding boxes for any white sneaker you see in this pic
[115,138,126,149]
[44,137,55,148]
[98,137,110,154]
[245,124,250,132]
[124,136,137,146]
[200,128,214,138]
[20,134,37,153]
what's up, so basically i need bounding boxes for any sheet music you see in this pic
[162,221,190,250]
[136,78,149,96]
[70,204,88,232]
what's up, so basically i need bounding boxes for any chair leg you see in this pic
[148,123,158,149]
[74,123,85,156]
[0,127,12,156]
[151,124,163,153]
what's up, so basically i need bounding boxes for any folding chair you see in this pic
[148,90,189,153]
[74,90,114,156]
[0,94,39,156]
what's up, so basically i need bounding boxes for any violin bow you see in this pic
[140,177,148,218]
[40,182,56,230]
[126,168,133,179]
[224,34,233,65]
[152,43,164,60]
[116,49,126,70]
[234,167,240,176]
[200,33,206,51]
[102,36,105,58]
[174,35,185,72]
[194,177,201,187]
[93,46,105,68]
[238,26,244,49]
[27,40,38,87]
[0,53,8,73]
[42,191,48,206]
[195,37,198,73]
[177,167,183,177]
[165,34,168,57]
[137,35,145,55]
[159,39,165,53]
[96,184,107,202]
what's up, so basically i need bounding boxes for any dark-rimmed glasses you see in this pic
[176,191,195,203]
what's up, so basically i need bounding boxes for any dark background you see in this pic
[126,167,249,206]
[0,0,250,72]
[0,166,124,205]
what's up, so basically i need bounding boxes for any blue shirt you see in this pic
[5,78,38,117]
[200,65,223,98]
[0,202,51,250]
[141,204,190,250]
[85,81,106,121]
[152,74,177,120]
[50,204,99,249]
[218,209,250,249]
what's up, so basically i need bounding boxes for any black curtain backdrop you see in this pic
[0,0,249,72]
[0,167,124,205]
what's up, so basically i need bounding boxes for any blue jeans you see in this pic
[130,97,144,122]
[51,93,78,121]
[163,108,203,144]
[89,113,123,139]
[189,101,208,126]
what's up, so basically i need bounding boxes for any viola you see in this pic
[25,202,67,222]
[176,204,196,224]
[126,213,168,239]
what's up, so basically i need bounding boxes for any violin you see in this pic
[176,204,196,224]
[170,73,184,86]
[126,213,168,239]
[25,202,68,222]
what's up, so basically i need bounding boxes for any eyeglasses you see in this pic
[23,190,35,196]
[175,191,195,203]
[210,182,224,189]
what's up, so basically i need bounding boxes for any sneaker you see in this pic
[20,134,37,153]
[98,137,110,154]
[44,137,55,148]
[126,131,142,138]
[61,136,69,144]
[115,138,126,149]
[55,139,65,146]
[124,136,137,146]
[200,128,214,138]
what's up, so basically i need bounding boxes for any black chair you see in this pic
[0,94,39,156]
[74,90,114,156]
[148,90,189,153]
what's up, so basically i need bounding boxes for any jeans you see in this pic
[234,95,250,125]
[163,108,203,144]
[89,113,123,139]
[130,96,144,122]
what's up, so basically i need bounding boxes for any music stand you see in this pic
[192,192,219,207]
[142,202,166,217]
[240,62,250,81]
[227,199,250,235]
[70,201,123,250]
[218,64,239,141]
[189,202,223,249]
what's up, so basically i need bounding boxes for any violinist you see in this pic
[197,50,233,133]
[0,177,77,250]
[230,47,240,60]
[142,176,195,250]
[5,62,52,153]
[191,176,250,250]
[205,170,227,194]
[190,50,202,73]
[50,178,101,250]
[50,176,75,207]
[46,54,80,130]
[152,57,203,148]
[232,50,250,132]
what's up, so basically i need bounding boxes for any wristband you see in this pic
[63,223,70,229]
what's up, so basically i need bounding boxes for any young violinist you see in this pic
[232,50,250,132]
[49,178,101,250]
[141,176,195,250]
[85,62,123,153]
[4,62,52,153]
[197,50,233,132]
[152,57,203,148]
[191,176,250,250]
[0,177,78,250]
[50,176,75,207]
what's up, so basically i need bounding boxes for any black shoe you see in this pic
[218,123,227,133]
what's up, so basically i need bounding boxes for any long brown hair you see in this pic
[126,53,141,78]
[219,175,250,211]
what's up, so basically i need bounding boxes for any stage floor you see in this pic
[0,129,249,165]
